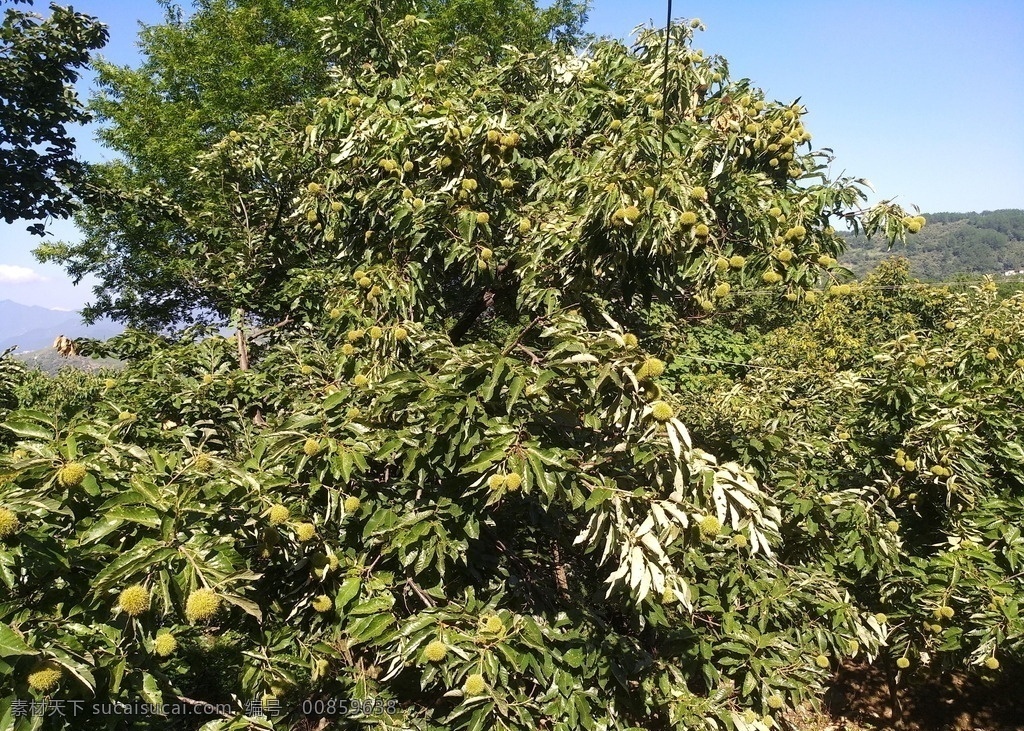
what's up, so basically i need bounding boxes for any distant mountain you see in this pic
[840,209,1024,281]
[0,300,123,352]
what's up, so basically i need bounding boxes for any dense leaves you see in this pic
[0,0,107,232]
[5,11,1018,731]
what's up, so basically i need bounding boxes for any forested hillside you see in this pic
[840,209,1024,280]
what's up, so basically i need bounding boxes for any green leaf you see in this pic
[0,624,35,657]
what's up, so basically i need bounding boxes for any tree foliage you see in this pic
[38,0,589,323]
[0,0,107,232]
[6,12,1020,731]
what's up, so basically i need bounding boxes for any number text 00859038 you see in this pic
[301,698,398,715]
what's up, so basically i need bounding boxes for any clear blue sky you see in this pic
[2,0,1022,310]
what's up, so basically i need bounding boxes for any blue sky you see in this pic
[1,0,1022,310]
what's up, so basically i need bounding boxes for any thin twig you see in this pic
[406,577,436,607]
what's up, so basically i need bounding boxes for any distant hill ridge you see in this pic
[0,300,123,352]
[840,209,1024,281]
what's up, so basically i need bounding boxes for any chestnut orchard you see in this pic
[4,18,1021,731]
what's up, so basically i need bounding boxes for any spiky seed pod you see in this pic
[623,333,639,349]
[695,223,710,238]
[185,589,221,623]
[353,374,369,388]
[394,327,408,341]
[477,259,488,271]
[984,656,1000,670]
[0,507,20,539]
[154,632,177,657]
[307,182,322,194]
[369,326,383,340]
[776,248,794,263]
[464,674,486,695]
[691,186,707,200]
[815,654,831,669]
[483,615,503,633]
[729,255,746,269]
[476,212,490,225]
[699,516,722,539]
[344,496,361,513]
[296,523,317,542]
[715,257,729,272]
[609,119,621,130]
[118,584,150,616]
[479,247,493,261]
[268,504,290,525]
[896,657,910,669]
[462,178,478,191]
[424,640,448,662]
[650,401,674,422]
[347,329,364,342]
[312,595,333,613]
[623,205,641,223]
[300,364,314,375]
[488,474,505,491]
[636,357,666,380]
[939,605,955,619]
[358,276,372,288]
[341,344,355,356]
[680,211,697,225]
[57,462,86,487]
[661,587,677,604]
[27,661,63,693]
[517,218,532,234]
[643,185,655,199]
[304,438,322,456]
[767,695,785,710]
[713,282,731,298]
[504,473,522,491]
[732,533,748,548]
[329,307,342,320]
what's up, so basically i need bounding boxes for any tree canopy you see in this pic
[0,0,107,232]
[6,8,1023,731]
[37,0,589,323]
